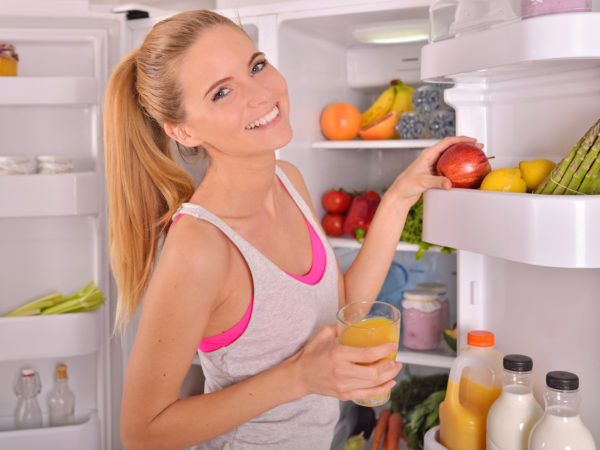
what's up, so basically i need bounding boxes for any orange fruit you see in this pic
[359,112,399,140]
[320,103,362,140]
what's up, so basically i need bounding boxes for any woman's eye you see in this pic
[251,60,267,75]
[212,87,230,101]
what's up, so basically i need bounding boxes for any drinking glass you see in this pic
[337,301,401,407]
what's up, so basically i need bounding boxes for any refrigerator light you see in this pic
[352,20,429,44]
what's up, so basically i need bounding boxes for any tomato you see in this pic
[322,190,352,213]
[322,213,345,237]
[320,103,362,141]
[365,190,381,203]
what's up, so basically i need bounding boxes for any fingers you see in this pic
[341,379,398,403]
[423,175,452,190]
[424,135,479,160]
[338,342,398,364]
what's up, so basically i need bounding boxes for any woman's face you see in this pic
[175,25,292,156]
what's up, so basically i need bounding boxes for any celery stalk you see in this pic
[40,289,105,315]
[4,292,62,317]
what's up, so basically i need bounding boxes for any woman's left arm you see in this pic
[343,136,478,304]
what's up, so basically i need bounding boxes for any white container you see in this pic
[401,289,441,350]
[528,371,596,450]
[36,155,73,174]
[0,156,34,175]
[487,354,543,450]
[416,282,450,331]
[424,426,447,449]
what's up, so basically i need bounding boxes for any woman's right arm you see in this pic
[120,217,400,450]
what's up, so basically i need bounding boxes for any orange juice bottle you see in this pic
[439,330,503,450]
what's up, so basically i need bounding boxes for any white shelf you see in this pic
[0,172,100,218]
[0,77,98,105]
[423,188,600,268]
[0,410,100,450]
[421,12,600,81]
[0,308,102,361]
[312,139,439,150]
[396,340,456,369]
[328,237,442,253]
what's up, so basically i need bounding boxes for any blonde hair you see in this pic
[104,10,240,333]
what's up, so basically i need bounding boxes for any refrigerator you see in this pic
[0,0,597,449]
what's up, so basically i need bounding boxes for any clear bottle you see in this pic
[439,330,504,450]
[528,371,596,450]
[486,354,543,450]
[14,368,43,430]
[47,363,75,426]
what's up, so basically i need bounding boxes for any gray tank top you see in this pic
[174,166,340,449]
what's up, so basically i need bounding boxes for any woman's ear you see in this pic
[163,123,202,147]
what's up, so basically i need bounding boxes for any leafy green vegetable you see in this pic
[404,390,446,450]
[343,432,366,450]
[400,196,454,260]
[5,282,105,317]
[390,370,449,418]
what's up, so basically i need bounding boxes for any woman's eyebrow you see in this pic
[203,52,266,98]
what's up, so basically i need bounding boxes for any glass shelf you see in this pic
[328,237,441,253]
[312,139,440,150]
[0,77,98,105]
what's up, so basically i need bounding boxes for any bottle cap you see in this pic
[503,354,533,372]
[467,330,494,347]
[21,368,35,377]
[546,371,579,391]
[57,364,67,379]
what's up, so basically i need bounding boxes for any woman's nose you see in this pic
[246,81,271,108]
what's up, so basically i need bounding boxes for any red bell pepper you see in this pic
[343,193,379,242]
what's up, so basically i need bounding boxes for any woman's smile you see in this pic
[245,103,281,130]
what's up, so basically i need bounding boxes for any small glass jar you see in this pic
[0,44,18,76]
[37,155,73,174]
[401,289,441,350]
[0,156,33,175]
[416,282,450,333]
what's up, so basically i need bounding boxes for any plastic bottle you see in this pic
[486,354,543,450]
[48,363,75,426]
[14,368,43,430]
[438,330,503,450]
[528,371,596,450]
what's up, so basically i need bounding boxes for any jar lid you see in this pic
[403,289,439,301]
[57,364,68,379]
[37,154,72,163]
[503,354,533,372]
[467,330,494,347]
[415,282,447,295]
[546,371,579,391]
[0,43,18,61]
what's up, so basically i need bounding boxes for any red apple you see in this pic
[436,142,491,189]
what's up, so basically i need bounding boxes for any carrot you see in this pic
[371,408,390,450]
[385,413,404,450]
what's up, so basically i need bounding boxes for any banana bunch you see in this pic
[361,80,415,128]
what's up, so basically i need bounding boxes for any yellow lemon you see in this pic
[480,168,527,193]
[518,158,557,191]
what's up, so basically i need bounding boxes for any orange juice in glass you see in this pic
[337,301,400,407]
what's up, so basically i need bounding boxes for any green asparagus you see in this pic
[565,135,600,194]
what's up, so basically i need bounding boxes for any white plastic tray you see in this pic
[423,189,600,268]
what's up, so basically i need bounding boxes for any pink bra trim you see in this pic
[169,212,327,353]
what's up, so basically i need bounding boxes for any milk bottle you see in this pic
[486,354,543,450]
[439,330,503,450]
[529,371,596,450]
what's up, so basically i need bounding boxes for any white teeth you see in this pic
[246,105,279,129]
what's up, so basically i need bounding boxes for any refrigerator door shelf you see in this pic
[423,188,600,268]
[312,139,440,150]
[0,172,100,218]
[0,308,102,361]
[328,237,444,254]
[0,77,98,105]
[0,409,100,450]
[421,12,600,82]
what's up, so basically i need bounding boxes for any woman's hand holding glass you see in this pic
[291,324,402,403]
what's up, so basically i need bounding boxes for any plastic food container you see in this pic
[0,44,18,76]
[401,289,441,350]
[0,156,34,175]
[521,0,591,18]
[36,155,74,174]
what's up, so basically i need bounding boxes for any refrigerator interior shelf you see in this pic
[0,410,100,450]
[0,172,100,218]
[328,237,442,254]
[396,340,456,369]
[312,139,439,150]
[0,77,98,105]
[0,308,102,361]
[422,12,600,81]
[423,188,600,268]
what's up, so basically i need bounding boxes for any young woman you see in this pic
[104,9,475,450]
